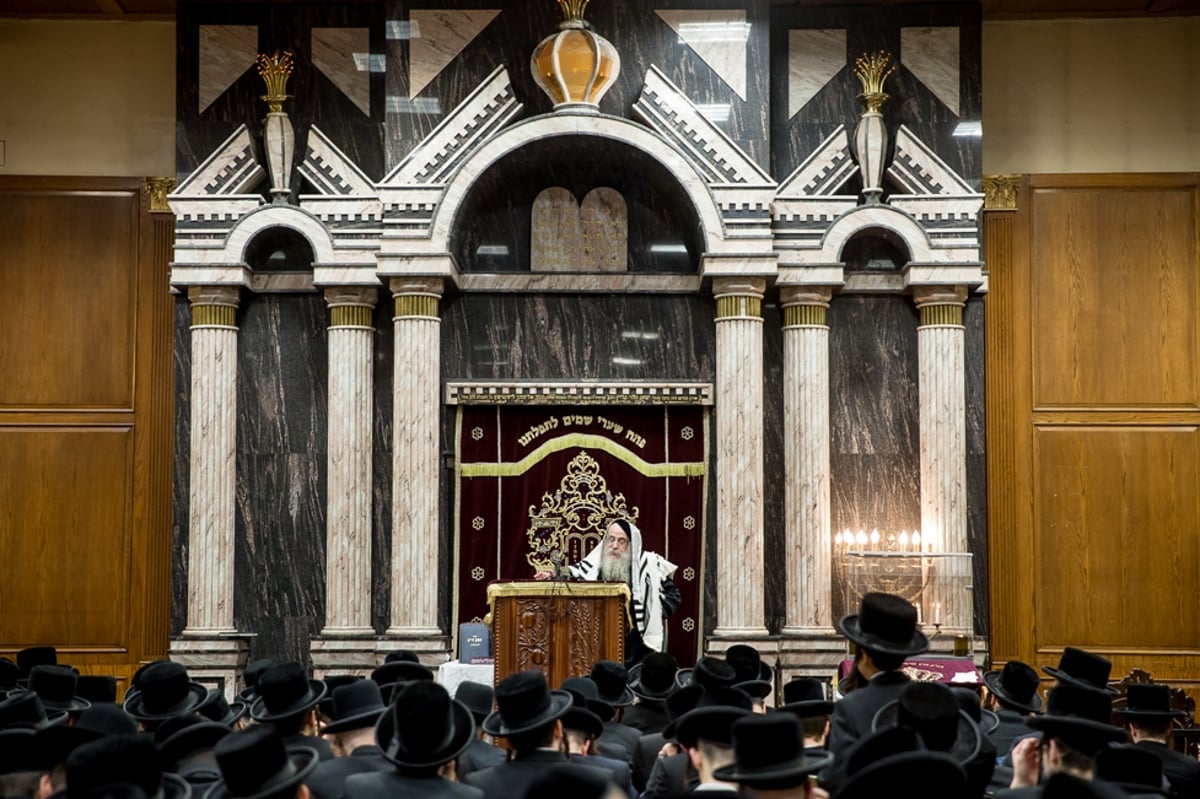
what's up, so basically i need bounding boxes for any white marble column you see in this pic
[712,277,768,638]
[914,286,970,632]
[386,277,445,643]
[184,285,240,634]
[322,287,377,636]
[780,287,834,634]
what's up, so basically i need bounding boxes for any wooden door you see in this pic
[0,176,174,690]
[987,174,1200,689]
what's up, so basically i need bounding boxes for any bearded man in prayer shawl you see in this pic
[538,519,681,665]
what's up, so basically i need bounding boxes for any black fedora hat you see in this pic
[725,645,773,699]
[16,647,57,678]
[316,676,360,720]
[837,592,929,657]
[675,657,737,692]
[384,650,419,664]
[322,680,387,735]
[248,664,326,723]
[984,660,1044,714]
[156,715,232,769]
[196,690,247,728]
[0,728,38,775]
[836,750,966,799]
[628,652,677,701]
[0,659,20,691]
[1043,648,1119,695]
[669,688,753,748]
[561,703,605,740]
[76,676,119,706]
[454,681,494,725]
[126,660,169,702]
[1093,743,1171,797]
[1113,684,1187,721]
[561,677,615,723]
[778,678,834,718]
[713,714,833,789]
[376,681,474,768]
[664,684,704,724]
[952,686,1000,736]
[236,660,276,703]
[207,726,317,799]
[66,734,191,799]
[369,661,433,687]
[36,702,139,769]
[590,661,634,707]
[124,663,207,721]
[872,682,982,766]
[482,670,572,738]
[0,690,68,730]
[15,665,91,712]
[1026,684,1127,755]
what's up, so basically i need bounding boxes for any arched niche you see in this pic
[840,227,911,272]
[244,226,316,272]
[224,205,337,267]
[450,132,705,274]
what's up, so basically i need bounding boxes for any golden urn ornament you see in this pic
[531,0,620,112]
[852,50,896,204]
[257,50,296,203]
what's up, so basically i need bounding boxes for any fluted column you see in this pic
[322,287,377,635]
[712,277,768,638]
[184,286,240,634]
[915,285,970,632]
[387,277,444,638]
[780,287,834,633]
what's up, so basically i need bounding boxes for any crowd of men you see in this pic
[1,591,1197,799]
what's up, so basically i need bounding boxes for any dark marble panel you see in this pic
[384,0,771,173]
[828,295,921,621]
[769,3,982,189]
[964,297,988,637]
[177,2,386,183]
[372,304,393,636]
[441,294,716,381]
[172,296,192,637]
[233,294,329,665]
[762,299,786,635]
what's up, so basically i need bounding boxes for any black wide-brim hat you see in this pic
[248,664,327,723]
[375,695,475,768]
[1112,684,1187,721]
[1043,648,1119,695]
[984,667,1044,714]
[674,657,737,692]
[322,681,387,736]
[196,690,247,728]
[204,747,316,799]
[627,662,675,701]
[482,671,572,738]
[369,661,433,687]
[454,681,494,724]
[562,706,604,740]
[158,721,233,767]
[1026,715,1128,752]
[123,663,208,721]
[778,699,835,718]
[711,714,832,788]
[18,665,92,713]
[0,690,69,730]
[671,706,750,748]
[0,728,38,774]
[733,679,772,700]
[872,701,983,765]
[837,593,929,657]
[836,751,966,799]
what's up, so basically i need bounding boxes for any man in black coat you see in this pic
[304,680,389,799]
[342,681,481,799]
[464,671,611,799]
[1116,683,1200,798]
[454,682,506,779]
[561,687,638,799]
[591,662,641,765]
[622,654,676,736]
[827,593,929,766]
[984,661,1045,759]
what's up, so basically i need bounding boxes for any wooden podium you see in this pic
[487,581,630,689]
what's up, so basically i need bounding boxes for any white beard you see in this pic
[599,549,632,583]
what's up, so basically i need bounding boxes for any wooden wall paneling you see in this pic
[0,176,173,676]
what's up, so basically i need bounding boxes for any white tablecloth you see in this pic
[437,661,495,697]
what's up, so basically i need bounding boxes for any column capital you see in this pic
[187,285,240,307]
[144,177,176,213]
[983,175,1021,211]
[912,285,967,308]
[779,286,833,308]
[711,276,766,299]
[389,277,444,299]
[324,286,378,308]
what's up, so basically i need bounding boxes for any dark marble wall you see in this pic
[383,0,771,172]
[171,297,191,638]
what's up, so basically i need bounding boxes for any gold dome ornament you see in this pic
[531,0,620,113]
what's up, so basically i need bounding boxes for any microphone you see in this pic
[550,548,571,581]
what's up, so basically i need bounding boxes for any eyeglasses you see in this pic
[604,535,630,549]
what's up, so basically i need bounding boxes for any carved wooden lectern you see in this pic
[487,581,630,688]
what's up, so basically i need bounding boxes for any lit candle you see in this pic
[899,530,909,547]
[869,528,880,545]
[834,531,843,546]
[934,603,941,625]
[856,530,868,546]
[912,531,921,548]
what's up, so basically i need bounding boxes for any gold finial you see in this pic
[854,51,896,114]
[555,0,591,28]
[256,50,295,113]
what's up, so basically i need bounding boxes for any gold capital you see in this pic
[983,175,1021,210]
[144,177,175,213]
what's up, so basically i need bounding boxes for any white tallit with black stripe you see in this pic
[569,520,677,652]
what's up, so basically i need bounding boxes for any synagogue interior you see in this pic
[2,0,1200,715]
